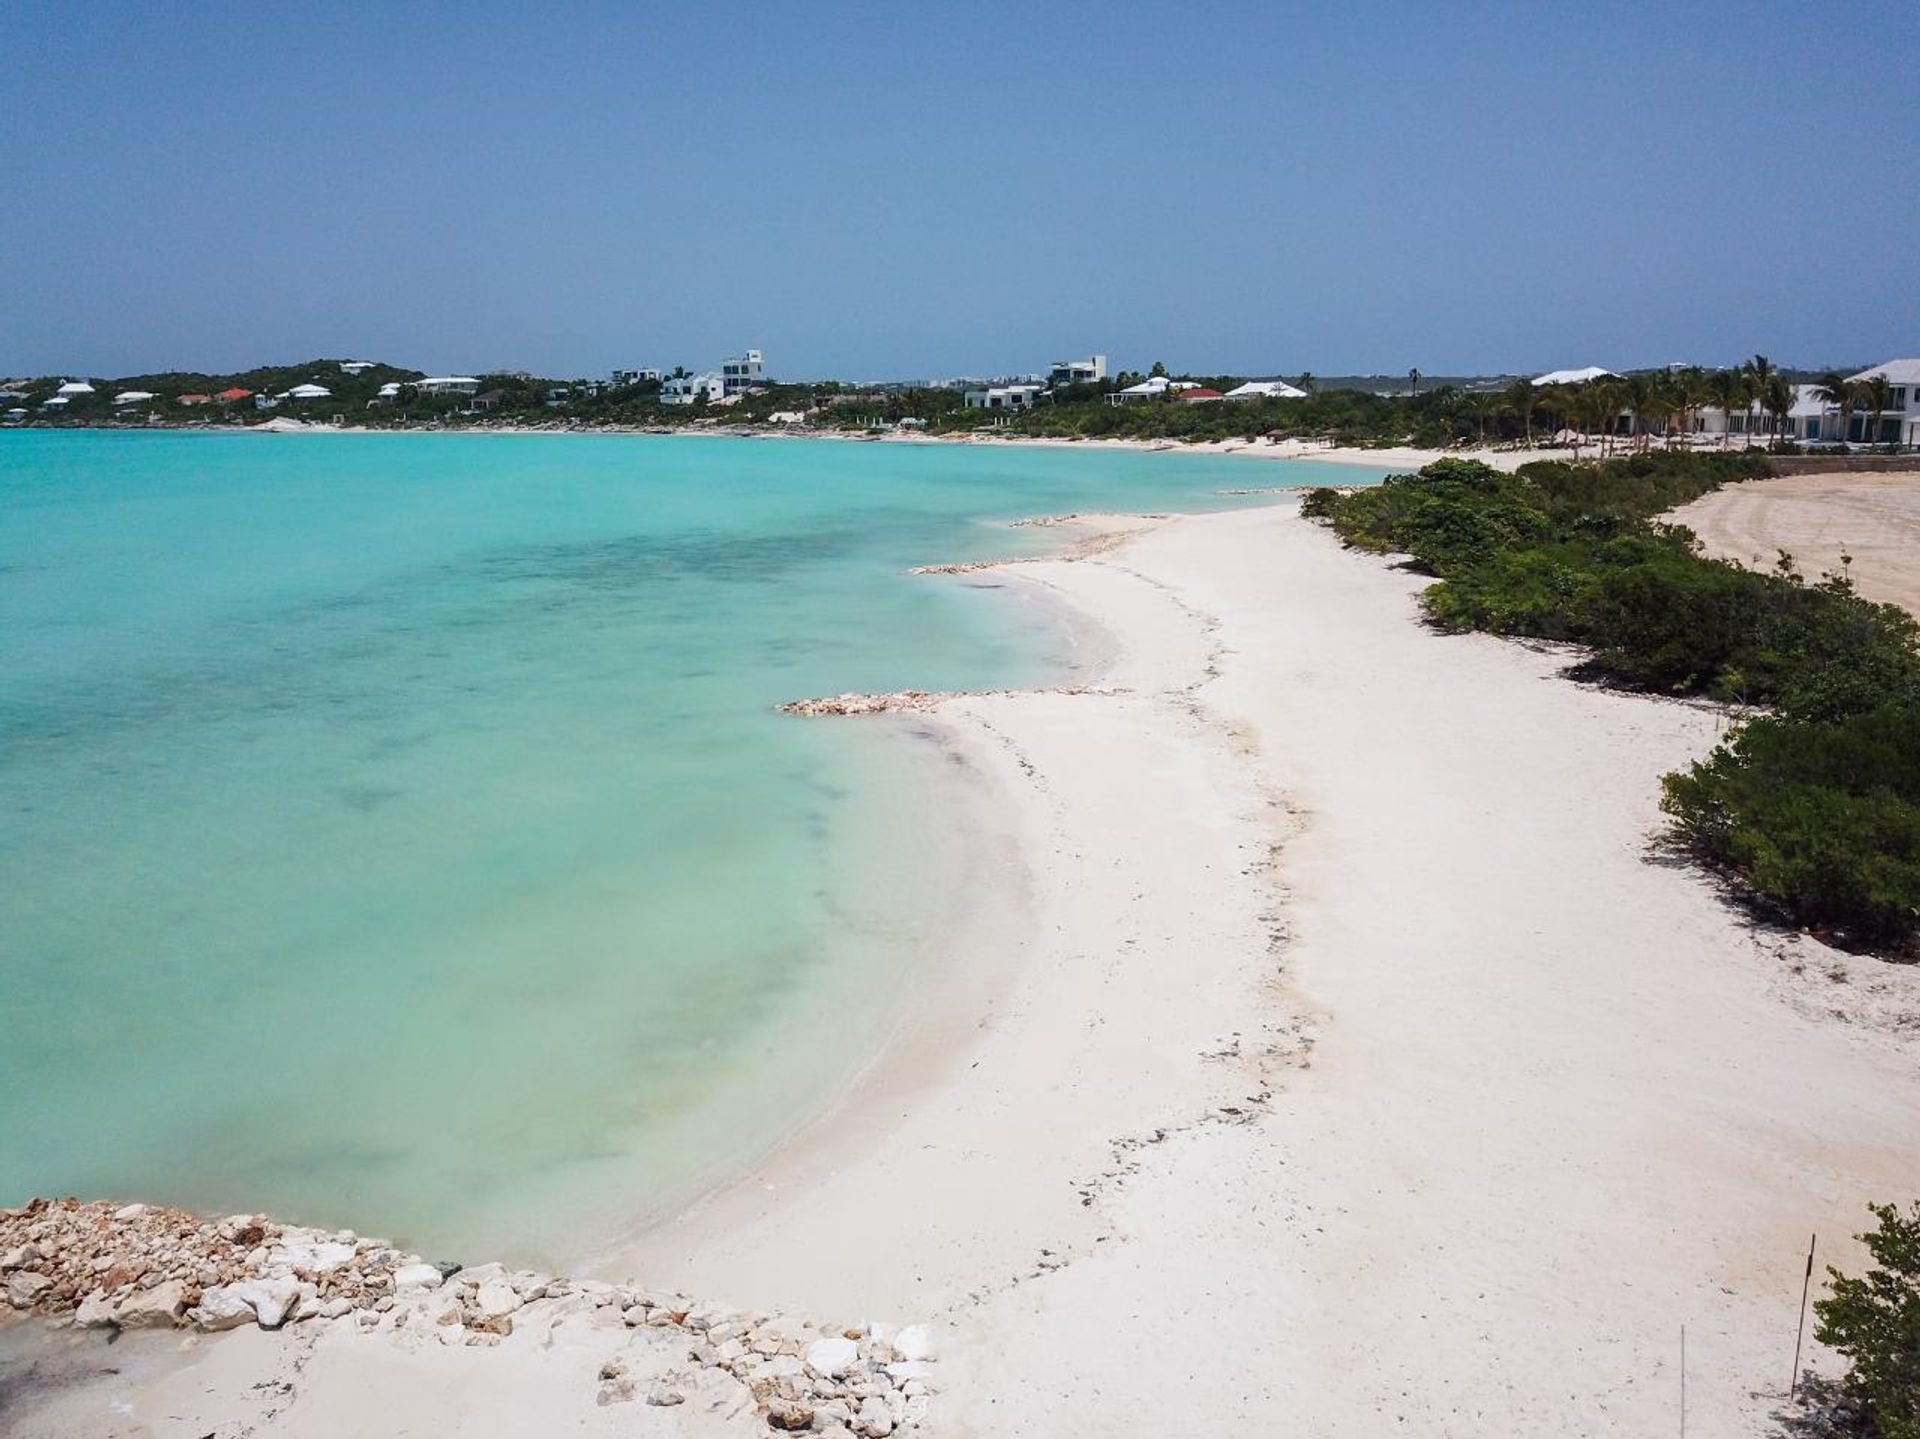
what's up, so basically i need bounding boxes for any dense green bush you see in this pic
[1306,455,1920,953]
[1662,711,1920,950]
[1815,1202,1920,1438]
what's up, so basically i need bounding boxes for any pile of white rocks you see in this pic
[2,1198,932,1435]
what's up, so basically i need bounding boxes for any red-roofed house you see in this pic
[177,393,213,406]
[1177,387,1225,403]
[214,387,253,402]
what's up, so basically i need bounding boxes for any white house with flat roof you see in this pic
[965,383,1045,411]
[1048,355,1107,387]
[661,372,725,406]
[721,350,764,397]
[414,377,480,396]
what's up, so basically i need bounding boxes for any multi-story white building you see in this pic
[1690,361,1920,445]
[1048,354,1107,387]
[721,350,764,397]
[612,368,662,386]
[660,372,725,406]
[1841,359,1920,444]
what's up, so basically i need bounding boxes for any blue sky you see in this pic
[3,1,1914,380]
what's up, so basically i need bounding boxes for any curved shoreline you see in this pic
[11,498,1920,1436]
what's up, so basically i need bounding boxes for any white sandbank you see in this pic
[8,502,1917,1436]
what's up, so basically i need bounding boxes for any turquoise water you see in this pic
[0,431,1385,1265]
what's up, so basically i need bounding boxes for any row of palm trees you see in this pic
[1428,357,1896,454]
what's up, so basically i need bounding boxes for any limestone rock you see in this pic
[766,1398,814,1430]
[117,1280,188,1328]
[892,1324,933,1361]
[854,1394,895,1437]
[645,1386,686,1407]
[237,1277,303,1329]
[805,1335,860,1378]
[194,1285,260,1332]
[6,1271,52,1309]
[392,1263,444,1291]
[74,1290,119,1329]
[475,1280,521,1319]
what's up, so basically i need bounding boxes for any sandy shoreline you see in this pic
[167,414,1566,474]
[9,500,1920,1436]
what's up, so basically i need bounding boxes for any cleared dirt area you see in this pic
[1668,471,1920,615]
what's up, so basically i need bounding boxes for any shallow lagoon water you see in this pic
[0,430,1386,1264]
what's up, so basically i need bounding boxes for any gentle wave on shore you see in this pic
[0,430,1386,1266]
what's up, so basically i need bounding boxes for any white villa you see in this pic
[721,350,764,397]
[56,380,96,397]
[1107,376,1201,405]
[1841,358,1920,445]
[338,361,375,375]
[1224,379,1307,400]
[113,390,156,405]
[1686,362,1920,445]
[965,383,1045,411]
[413,377,480,397]
[279,383,333,401]
[661,372,725,406]
[1048,355,1108,386]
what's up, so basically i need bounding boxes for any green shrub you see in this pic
[1814,1202,1920,1438]
[1661,708,1920,952]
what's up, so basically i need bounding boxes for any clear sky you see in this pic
[3,1,1914,381]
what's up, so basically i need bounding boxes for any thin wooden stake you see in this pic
[1681,1323,1687,1438]
[1790,1233,1816,1399]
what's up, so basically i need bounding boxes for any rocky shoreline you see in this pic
[1,1197,933,1435]
[778,685,1125,717]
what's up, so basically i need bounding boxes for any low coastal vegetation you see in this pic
[1302,455,1920,955]
[1814,1202,1920,1439]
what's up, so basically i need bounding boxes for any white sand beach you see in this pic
[8,500,1918,1437]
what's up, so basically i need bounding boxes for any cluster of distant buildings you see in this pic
[961,354,1310,414]
[1532,359,1920,446]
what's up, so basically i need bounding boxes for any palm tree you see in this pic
[1623,374,1654,451]
[1638,378,1677,449]
[1669,366,1708,444]
[1505,377,1536,447]
[1407,367,1421,397]
[1858,375,1894,447]
[1591,378,1627,456]
[1814,373,1856,445]
[1763,374,1792,447]
[1295,372,1316,394]
[1745,354,1776,437]
[1707,368,1750,447]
